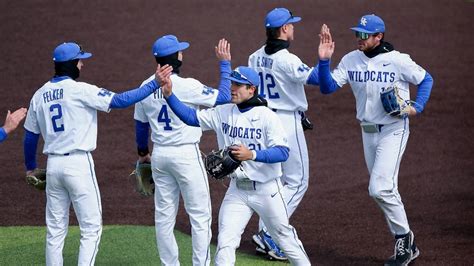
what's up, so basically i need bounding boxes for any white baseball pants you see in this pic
[215,178,310,266]
[151,143,212,266]
[362,119,411,236]
[45,151,102,266]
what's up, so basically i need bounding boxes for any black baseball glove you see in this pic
[204,146,242,180]
[26,168,47,191]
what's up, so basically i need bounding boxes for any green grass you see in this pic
[0,226,284,265]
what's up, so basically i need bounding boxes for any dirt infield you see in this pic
[1,0,473,265]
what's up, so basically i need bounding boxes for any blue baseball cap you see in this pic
[227,67,260,87]
[152,35,189,57]
[53,42,92,62]
[265,8,301,28]
[350,14,385,34]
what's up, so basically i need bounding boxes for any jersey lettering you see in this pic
[248,143,262,150]
[43,89,63,103]
[98,88,112,97]
[201,86,215,95]
[157,105,172,131]
[256,56,274,69]
[297,64,311,72]
[221,122,262,139]
[258,72,279,99]
[347,70,395,83]
[50,103,65,132]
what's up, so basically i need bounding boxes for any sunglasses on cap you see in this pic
[355,31,378,40]
[230,70,251,85]
[283,10,295,25]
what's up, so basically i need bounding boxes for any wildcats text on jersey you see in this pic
[256,56,274,69]
[221,122,262,139]
[43,88,64,103]
[348,70,395,83]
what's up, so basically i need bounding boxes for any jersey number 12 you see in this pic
[258,72,279,99]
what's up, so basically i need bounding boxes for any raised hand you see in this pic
[3,107,27,134]
[156,64,173,97]
[215,38,231,61]
[318,24,335,60]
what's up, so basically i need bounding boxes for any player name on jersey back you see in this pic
[43,88,64,103]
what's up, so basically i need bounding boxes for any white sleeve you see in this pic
[397,54,426,85]
[331,57,349,87]
[24,99,40,134]
[178,78,218,107]
[280,54,312,84]
[77,82,115,112]
[133,102,148,123]
[197,106,221,132]
[265,111,289,148]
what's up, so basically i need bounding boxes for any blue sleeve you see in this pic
[254,146,289,163]
[135,120,149,151]
[0,127,6,143]
[306,64,320,86]
[413,72,434,113]
[24,129,40,171]
[215,60,232,106]
[110,80,158,109]
[165,93,200,127]
[318,59,341,94]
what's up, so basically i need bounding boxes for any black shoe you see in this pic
[384,231,419,266]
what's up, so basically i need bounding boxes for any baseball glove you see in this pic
[380,85,410,118]
[26,168,47,191]
[204,146,242,180]
[130,161,154,197]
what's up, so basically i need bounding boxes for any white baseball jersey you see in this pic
[197,104,288,183]
[24,77,115,154]
[248,46,313,111]
[134,74,218,145]
[331,50,426,124]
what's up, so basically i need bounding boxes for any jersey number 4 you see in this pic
[50,104,64,132]
[157,105,172,131]
[258,72,279,99]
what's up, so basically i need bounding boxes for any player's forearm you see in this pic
[306,65,320,86]
[110,80,159,109]
[135,120,150,156]
[165,93,200,127]
[215,60,232,105]
[413,72,434,113]
[254,146,289,163]
[23,129,40,171]
[318,59,340,94]
[0,127,7,143]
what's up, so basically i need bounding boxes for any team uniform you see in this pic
[134,73,223,266]
[248,46,313,225]
[329,50,426,236]
[196,104,310,266]
[24,76,115,265]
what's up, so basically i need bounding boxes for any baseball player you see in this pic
[23,42,160,265]
[133,35,232,266]
[0,107,27,143]
[157,64,311,266]
[247,7,320,260]
[318,15,433,265]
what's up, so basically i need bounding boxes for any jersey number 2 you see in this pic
[157,105,172,131]
[258,72,279,99]
[50,104,64,132]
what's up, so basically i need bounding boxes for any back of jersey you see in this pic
[24,77,114,154]
[248,46,312,112]
[134,74,218,146]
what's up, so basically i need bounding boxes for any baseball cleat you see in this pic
[258,231,288,261]
[252,232,267,255]
[384,231,419,266]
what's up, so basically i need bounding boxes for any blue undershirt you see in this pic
[110,79,159,109]
[24,129,40,170]
[318,59,433,113]
[0,128,7,143]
